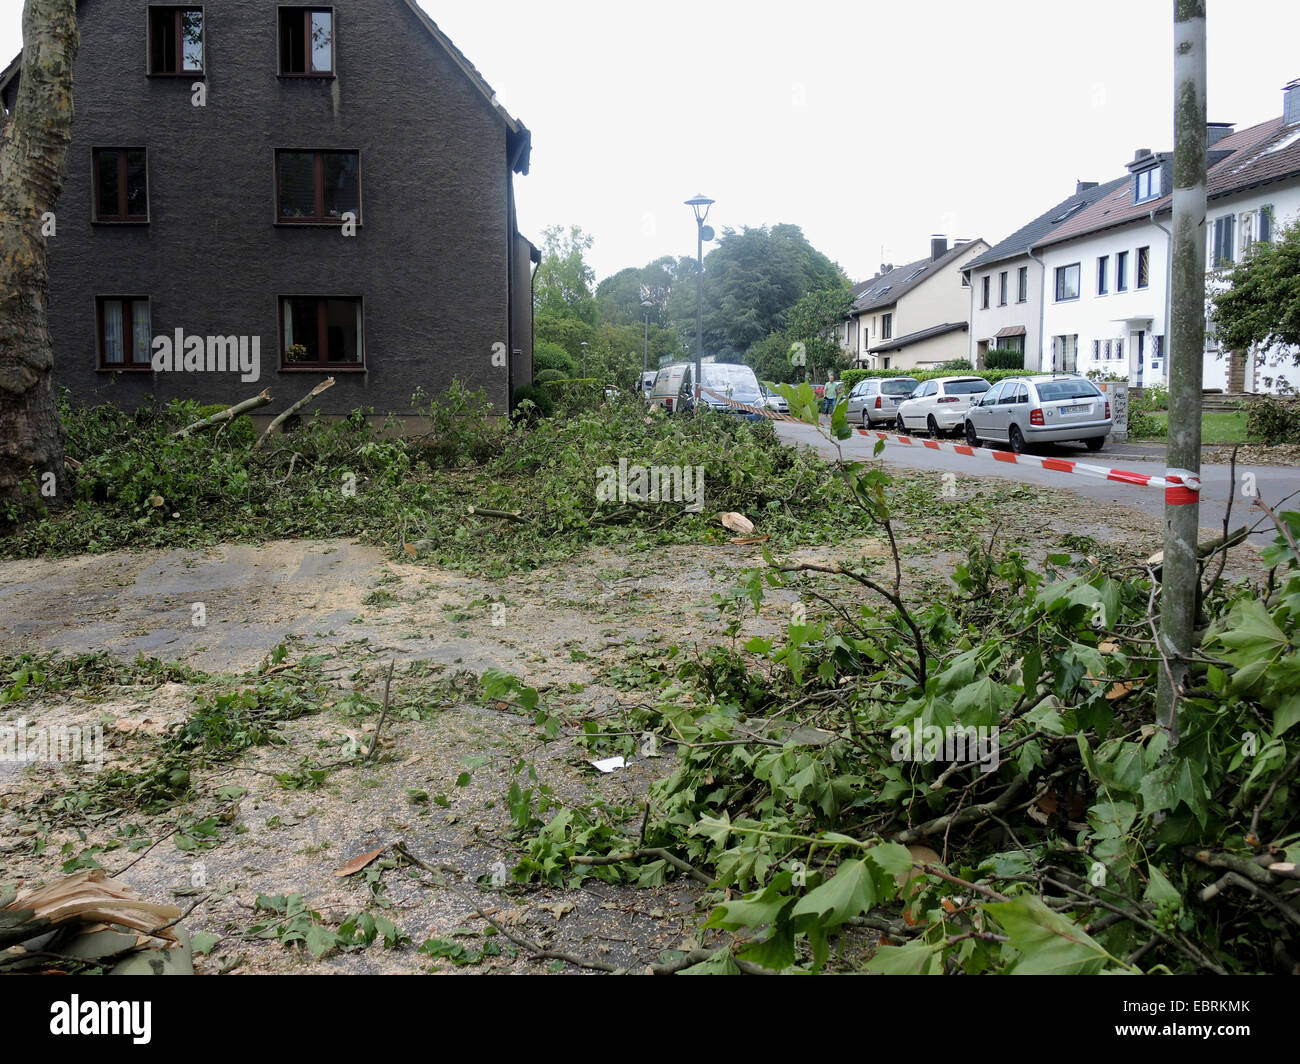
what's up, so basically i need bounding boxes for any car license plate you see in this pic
[1060,404,1091,418]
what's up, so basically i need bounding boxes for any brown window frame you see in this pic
[274,149,361,226]
[96,296,153,371]
[1017,265,1028,303]
[93,148,150,223]
[278,6,335,77]
[148,6,205,77]
[278,296,365,370]
[881,313,893,341]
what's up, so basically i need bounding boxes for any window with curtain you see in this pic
[98,297,151,368]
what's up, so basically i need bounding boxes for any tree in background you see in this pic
[534,224,598,324]
[745,282,855,385]
[594,255,677,328]
[0,0,76,518]
[667,224,847,360]
[1211,220,1300,375]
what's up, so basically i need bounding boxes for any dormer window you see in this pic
[1134,167,1160,203]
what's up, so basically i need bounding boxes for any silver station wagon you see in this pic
[964,375,1112,454]
[845,377,921,428]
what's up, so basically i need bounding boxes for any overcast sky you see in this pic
[3,1,1299,285]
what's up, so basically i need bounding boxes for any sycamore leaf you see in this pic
[985,896,1120,975]
[790,859,875,929]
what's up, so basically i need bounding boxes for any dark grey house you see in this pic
[0,0,537,418]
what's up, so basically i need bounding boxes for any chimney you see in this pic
[1285,78,1300,126]
[930,235,948,261]
[880,263,890,276]
[1076,180,1099,194]
[1207,122,1235,147]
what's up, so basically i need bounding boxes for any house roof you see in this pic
[872,321,968,354]
[852,240,985,316]
[1034,116,1300,251]
[0,0,532,174]
[964,180,1124,271]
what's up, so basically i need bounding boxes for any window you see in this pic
[1115,339,1123,363]
[93,148,149,222]
[999,335,1024,356]
[1211,215,1236,268]
[280,296,363,367]
[279,7,334,75]
[1052,334,1078,372]
[1137,246,1151,289]
[1134,167,1160,203]
[1093,339,1101,361]
[1017,266,1028,303]
[881,313,893,340]
[1054,263,1080,302]
[149,7,204,74]
[998,271,1008,306]
[999,383,1025,406]
[981,382,1005,406]
[1240,205,1274,255]
[981,276,990,309]
[275,150,359,224]
[882,357,891,369]
[1116,251,1129,291]
[1097,255,1109,295]
[97,297,152,369]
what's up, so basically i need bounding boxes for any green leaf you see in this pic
[1274,692,1300,737]
[190,931,220,955]
[863,940,942,974]
[985,896,1118,975]
[304,924,338,959]
[790,859,875,929]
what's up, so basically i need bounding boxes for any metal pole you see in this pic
[694,222,703,412]
[643,311,649,378]
[1157,0,1207,741]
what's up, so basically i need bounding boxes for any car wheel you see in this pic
[927,415,940,438]
[861,409,871,429]
[1008,425,1025,455]
[1084,436,1105,453]
[896,415,906,433]
[965,421,979,447]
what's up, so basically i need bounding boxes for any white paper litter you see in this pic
[590,756,626,773]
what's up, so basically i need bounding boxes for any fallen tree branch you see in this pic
[570,847,713,885]
[172,390,272,437]
[467,506,525,523]
[253,377,334,452]
[364,660,396,766]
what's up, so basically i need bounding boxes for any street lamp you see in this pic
[685,194,715,413]
[641,299,653,386]
[580,340,588,380]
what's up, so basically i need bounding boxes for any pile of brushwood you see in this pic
[2,384,877,571]
[504,384,1300,974]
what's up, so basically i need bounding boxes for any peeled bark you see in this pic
[0,0,77,515]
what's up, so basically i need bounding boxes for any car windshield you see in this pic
[882,380,918,396]
[945,379,990,395]
[702,364,760,392]
[1036,380,1102,402]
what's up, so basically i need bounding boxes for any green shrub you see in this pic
[984,349,1026,370]
[510,383,555,420]
[1246,394,1300,445]
[839,367,1029,393]
[532,369,567,385]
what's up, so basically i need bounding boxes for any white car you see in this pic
[896,376,991,437]
[759,385,789,414]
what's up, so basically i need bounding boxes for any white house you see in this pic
[845,237,988,371]
[963,180,1120,369]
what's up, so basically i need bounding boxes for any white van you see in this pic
[649,363,689,412]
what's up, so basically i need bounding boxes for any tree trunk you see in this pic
[0,0,77,517]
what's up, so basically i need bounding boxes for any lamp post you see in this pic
[685,194,715,413]
[641,299,653,384]
[580,340,588,380]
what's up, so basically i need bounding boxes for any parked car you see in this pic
[964,375,1112,454]
[759,385,789,414]
[681,362,765,420]
[845,377,921,428]
[896,376,991,437]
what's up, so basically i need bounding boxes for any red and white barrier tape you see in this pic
[854,428,1202,501]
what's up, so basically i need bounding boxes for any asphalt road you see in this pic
[775,420,1300,547]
